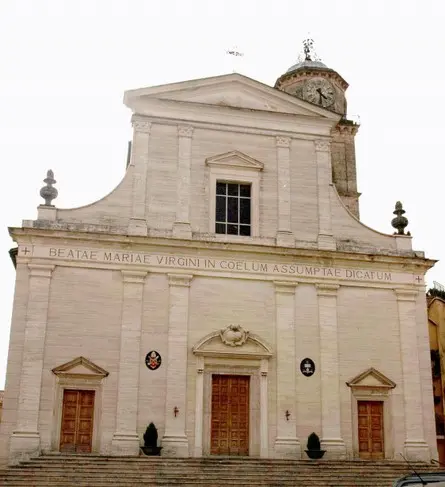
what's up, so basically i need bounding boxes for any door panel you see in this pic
[60,390,79,453]
[60,390,95,453]
[358,400,384,459]
[211,375,249,456]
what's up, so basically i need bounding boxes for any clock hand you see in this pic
[316,87,327,105]
[316,87,327,100]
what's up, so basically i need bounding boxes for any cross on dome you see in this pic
[302,38,318,62]
[286,38,328,73]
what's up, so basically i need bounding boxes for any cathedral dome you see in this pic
[286,59,328,73]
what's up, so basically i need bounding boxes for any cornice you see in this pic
[332,123,359,136]
[125,72,340,120]
[52,356,109,379]
[130,96,338,138]
[137,114,333,141]
[206,150,264,171]
[8,226,436,272]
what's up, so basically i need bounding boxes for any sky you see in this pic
[1,0,445,387]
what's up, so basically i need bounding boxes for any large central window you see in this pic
[215,182,251,236]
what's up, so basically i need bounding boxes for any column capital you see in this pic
[314,139,331,152]
[132,119,152,134]
[394,288,418,301]
[260,358,269,375]
[196,355,204,373]
[121,270,147,284]
[28,264,55,278]
[177,125,194,138]
[168,273,193,287]
[274,280,298,294]
[276,136,291,148]
[316,283,340,296]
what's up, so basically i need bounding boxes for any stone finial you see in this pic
[39,169,58,206]
[391,201,410,235]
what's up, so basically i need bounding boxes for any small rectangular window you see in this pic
[215,182,251,236]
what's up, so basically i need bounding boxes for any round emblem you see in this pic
[300,358,315,377]
[145,351,162,370]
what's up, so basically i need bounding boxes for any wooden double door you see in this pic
[210,375,250,455]
[60,389,95,453]
[358,400,384,459]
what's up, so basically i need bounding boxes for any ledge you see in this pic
[9,225,435,271]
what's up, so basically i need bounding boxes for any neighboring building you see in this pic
[428,288,445,463]
[0,42,438,465]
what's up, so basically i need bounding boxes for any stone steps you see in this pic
[2,466,429,476]
[0,482,405,487]
[0,455,441,486]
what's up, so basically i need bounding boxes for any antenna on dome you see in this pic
[225,45,244,73]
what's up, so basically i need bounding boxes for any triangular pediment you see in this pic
[124,73,340,120]
[52,356,109,379]
[346,368,396,389]
[206,151,263,171]
[193,326,272,360]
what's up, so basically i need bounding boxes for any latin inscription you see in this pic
[41,247,393,282]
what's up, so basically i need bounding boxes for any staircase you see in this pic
[0,455,441,486]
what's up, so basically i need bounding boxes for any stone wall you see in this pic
[0,259,435,461]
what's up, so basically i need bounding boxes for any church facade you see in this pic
[0,50,437,464]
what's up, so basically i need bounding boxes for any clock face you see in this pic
[304,79,336,108]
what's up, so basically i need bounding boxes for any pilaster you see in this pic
[128,119,151,236]
[111,270,147,455]
[331,123,360,218]
[193,356,204,457]
[395,288,430,461]
[162,273,193,457]
[260,358,269,458]
[316,283,346,459]
[314,140,335,251]
[173,125,194,239]
[275,136,294,247]
[274,281,300,458]
[10,264,54,461]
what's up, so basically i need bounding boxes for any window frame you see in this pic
[215,181,252,236]
[209,167,260,238]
